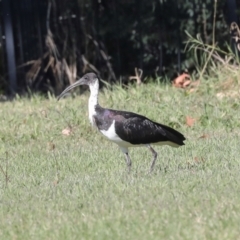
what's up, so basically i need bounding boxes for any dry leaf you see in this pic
[62,128,72,136]
[199,134,209,139]
[188,88,196,93]
[172,73,191,88]
[172,74,200,91]
[186,116,196,127]
[48,142,55,150]
[41,110,47,118]
[183,80,191,88]
[194,157,204,163]
[53,179,59,186]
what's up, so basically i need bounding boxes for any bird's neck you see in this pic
[88,80,100,125]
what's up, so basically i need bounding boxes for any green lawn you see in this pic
[0,80,240,239]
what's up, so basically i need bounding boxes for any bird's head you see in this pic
[57,72,98,100]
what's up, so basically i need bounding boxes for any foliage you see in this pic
[7,0,234,93]
[75,0,230,79]
[0,45,4,93]
[185,20,240,82]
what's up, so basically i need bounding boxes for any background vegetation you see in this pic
[0,0,239,94]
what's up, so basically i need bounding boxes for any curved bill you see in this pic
[57,78,84,101]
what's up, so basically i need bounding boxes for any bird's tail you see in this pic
[159,124,186,146]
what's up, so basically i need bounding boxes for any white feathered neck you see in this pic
[88,79,99,126]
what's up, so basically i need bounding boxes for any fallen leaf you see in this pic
[53,180,59,186]
[41,110,47,118]
[199,134,209,139]
[186,116,196,127]
[172,73,191,88]
[194,157,205,163]
[183,80,191,88]
[48,142,55,150]
[62,128,72,136]
[188,88,196,93]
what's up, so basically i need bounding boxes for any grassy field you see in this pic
[0,78,240,239]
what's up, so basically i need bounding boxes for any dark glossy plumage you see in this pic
[93,105,185,146]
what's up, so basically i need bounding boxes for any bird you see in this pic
[58,72,186,172]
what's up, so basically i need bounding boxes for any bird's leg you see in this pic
[119,147,131,172]
[124,153,132,173]
[147,145,158,173]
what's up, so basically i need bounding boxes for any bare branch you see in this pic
[129,68,143,85]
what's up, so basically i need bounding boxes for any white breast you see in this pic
[100,120,122,142]
[100,120,138,148]
[88,81,99,126]
[88,99,97,126]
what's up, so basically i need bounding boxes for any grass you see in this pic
[0,78,240,239]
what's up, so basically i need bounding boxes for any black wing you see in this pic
[114,113,185,145]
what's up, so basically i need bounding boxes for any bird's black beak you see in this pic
[57,78,85,101]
